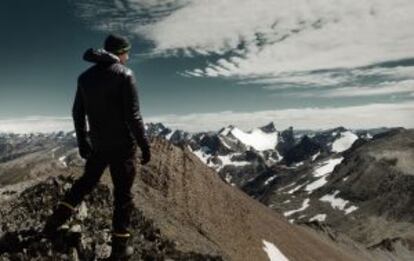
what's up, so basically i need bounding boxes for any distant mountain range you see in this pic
[145,122,396,187]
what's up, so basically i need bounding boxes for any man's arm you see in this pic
[72,80,92,159]
[122,70,151,164]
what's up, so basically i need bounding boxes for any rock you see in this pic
[0,175,224,260]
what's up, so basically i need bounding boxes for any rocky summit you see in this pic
[0,175,222,261]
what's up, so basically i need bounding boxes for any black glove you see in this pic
[141,146,151,165]
[79,138,93,159]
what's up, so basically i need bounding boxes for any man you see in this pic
[42,34,151,260]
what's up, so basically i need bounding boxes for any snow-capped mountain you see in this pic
[1,134,379,261]
[144,122,387,188]
[143,123,414,259]
[0,123,410,260]
[242,128,414,260]
[0,123,396,190]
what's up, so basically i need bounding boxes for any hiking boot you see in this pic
[105,233,134,261]
[42,202,75,239]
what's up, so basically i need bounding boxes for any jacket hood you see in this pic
[83,48,120,64]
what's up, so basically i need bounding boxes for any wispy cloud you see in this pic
[2,101,413,133]
[290,80,414,98]
[74,0,414,98]
[74,0,190,32]
[0,116,73,134]
[138,0,414,77]
[242,65,414,89]
[148,101,414,132]
[75,1,414,71]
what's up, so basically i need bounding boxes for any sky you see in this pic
[0,0,413,133]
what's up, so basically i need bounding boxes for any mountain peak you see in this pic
[218,125,236,136]
[259,121,277,133]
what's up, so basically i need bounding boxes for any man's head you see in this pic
[104,34,131,64]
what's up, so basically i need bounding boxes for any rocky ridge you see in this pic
[0,136,378,261]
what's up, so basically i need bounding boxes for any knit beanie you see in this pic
[104,34,131,55]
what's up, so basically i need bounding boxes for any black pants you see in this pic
[63,143,137,234]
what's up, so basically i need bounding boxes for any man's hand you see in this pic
[79,138,93,159]
[141,146,151,165]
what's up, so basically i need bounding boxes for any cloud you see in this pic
[73,0,190,32]
[74,0,414,98]
[148,101,414,132]
[139,0,414,77]
[76,0,414,73]
[291,80,414,97]
[0,116,73,134]
[2,101,413,133]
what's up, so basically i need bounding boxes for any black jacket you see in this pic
[72,48,150,153]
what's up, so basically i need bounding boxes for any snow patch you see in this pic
[190,145,250,171]
[305,157,344,193]
[293,161,304,167]
[304,176,329,193]
[286,184,305,194]
[264,175,277,185]
[344,205,359,214]
[311,151,320,161]
[165,131,173,140]
[218,136,232,150]
[320,190,358,214]
[277,182,296,192]
[309,214,327,222]
[275,149,283,161]
[331,131,358,153]
[191,146,210,164]
[231,127,278,151]
[283,198,310,217]
[314,158,343,177]
[262,240,289,261]
[224,172,232,183]
[215,153,250,170]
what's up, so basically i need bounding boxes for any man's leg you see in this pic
[107,145,137,259]
[43,152,108,237]
[63,152,108,206]
[109,147,137,235]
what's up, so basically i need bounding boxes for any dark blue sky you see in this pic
[0,0,289,118]
[0,0,413,131]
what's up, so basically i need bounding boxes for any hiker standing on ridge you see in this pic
[42,34,151,260]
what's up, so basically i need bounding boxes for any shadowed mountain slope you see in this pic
[127,137,367,260]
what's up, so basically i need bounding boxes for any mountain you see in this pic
[0,123,409,260]
[144,122,391,188]
[246,128,414,260]
[142,123,414,260]
[0,136,372,260]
